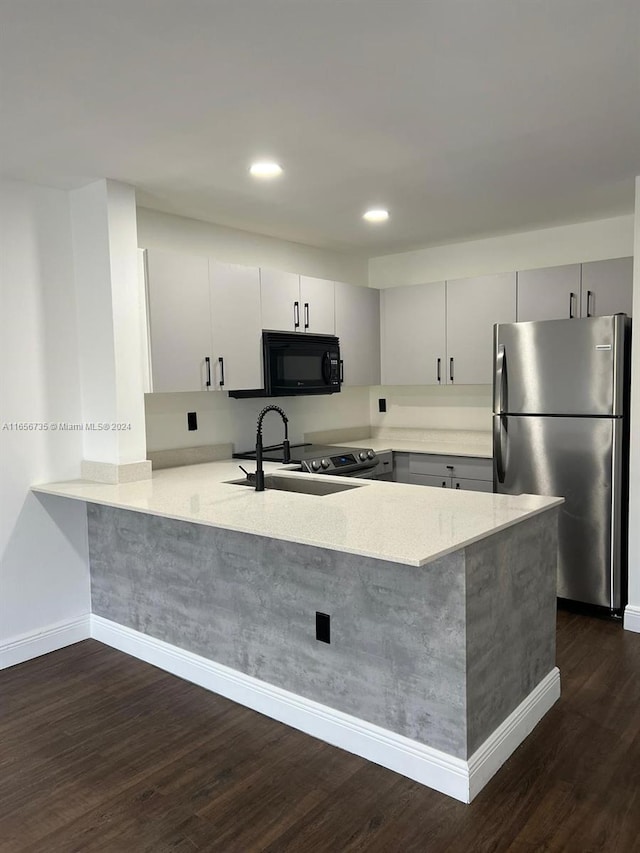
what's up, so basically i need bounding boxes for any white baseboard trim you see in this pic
[91,615,561,803]
[623,605,640,633]
[0,615,91,671]
[468,667,561,800]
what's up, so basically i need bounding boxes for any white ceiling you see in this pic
[1,0,639,254]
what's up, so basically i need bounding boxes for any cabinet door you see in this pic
[146,248,211,392]
[409,473,450,488]
[300,276,335,334]
[260,269,301,331]
[380,282,446,385]
[446,273,516,385]
[517,264,581,322]
[334,281,380,386]
[393,452,410,483]
[209,261,262,391]
[581,257,633,318]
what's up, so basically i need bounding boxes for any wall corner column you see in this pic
[625,175,640,633]
[70,179,150,482]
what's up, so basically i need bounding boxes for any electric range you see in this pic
[233,442,379,475]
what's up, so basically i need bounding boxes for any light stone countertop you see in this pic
[33,459,562,567]
[336,430,493,458]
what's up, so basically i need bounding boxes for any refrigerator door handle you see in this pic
[494,416,506,484]
[494,343,505,414]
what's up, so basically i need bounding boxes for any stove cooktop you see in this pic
[233,443,378,475]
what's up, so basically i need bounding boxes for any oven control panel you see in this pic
[301,449,377,475]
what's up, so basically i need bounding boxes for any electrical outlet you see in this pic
[378,398,387,413]
[316,612,330,643]
[187,411,198,431]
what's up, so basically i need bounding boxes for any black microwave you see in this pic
[229,331,341,398]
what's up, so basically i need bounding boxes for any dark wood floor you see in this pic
[1,611,639,852]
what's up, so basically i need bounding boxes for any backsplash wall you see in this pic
[145,387,371,453]
[369,385,492,432]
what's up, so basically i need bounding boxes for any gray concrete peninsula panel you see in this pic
[88,505,468,757]
[464,509,558,755]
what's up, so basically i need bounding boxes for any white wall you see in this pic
[626,177,640,627]
[0,180,90,649]
[369,386,492,433]
[145,388,371,453]
[137,208,369,285]
[369,214,634,289]
[139,207,371,452]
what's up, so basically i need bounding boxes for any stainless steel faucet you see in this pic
[253,405,290,491]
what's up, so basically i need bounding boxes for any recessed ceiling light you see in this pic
[249,161,283,178]
[363,208,390,223]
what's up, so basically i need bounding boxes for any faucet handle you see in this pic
[239,465,256,484]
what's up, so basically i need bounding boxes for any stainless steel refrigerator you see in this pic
[493,314,631,614]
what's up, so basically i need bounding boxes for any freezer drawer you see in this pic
[493,414,624,610]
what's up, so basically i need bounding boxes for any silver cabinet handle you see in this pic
[449,357,454,382]
[569,291,576,319]
[218,356,225,387]
[304,302,310,330]
[293,301,300,329]
[205,356,211,388]
[437,357,441,383]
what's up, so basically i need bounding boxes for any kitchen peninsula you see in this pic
[33,461,562,803]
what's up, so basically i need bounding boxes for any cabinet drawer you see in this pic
[409,473,450,488]
[372,451,393,478]
[408,454,492,481]
[452,478,494,493]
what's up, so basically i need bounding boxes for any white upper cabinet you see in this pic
[145,248,262,393]
[260,269,335,334]
[516,258,633,322]
[209,260,262,391]
[381,282,446,385]
[299,276,335,334]
[581,257,633,318]
[259,268,301,331]
[517,264,581,322]
[446,273,516,384]
[335,281,380,386]
[146,248,212,392]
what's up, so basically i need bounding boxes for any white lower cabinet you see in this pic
[394,452,493,492]
[335,281,380,386]
[370,450,393,480]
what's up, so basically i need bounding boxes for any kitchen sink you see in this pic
[226,474,366,496]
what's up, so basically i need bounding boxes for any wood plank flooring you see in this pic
[1,610,639,852]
